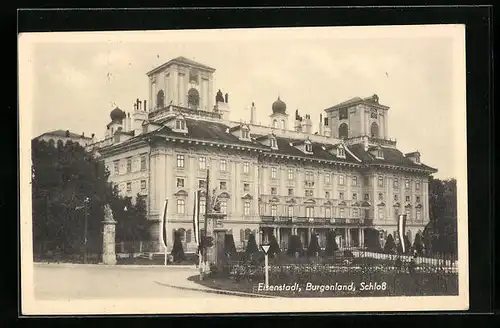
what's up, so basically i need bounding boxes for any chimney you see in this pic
[319,114,324,136]
[134,103,137,111]
[144,100,147,111]
[250,102,256,124]
[225,93,229,103]
[137,98,142,111]
[294,109,302,132]
[301,114,312,134]
[363,136,369,151]
[65,130,70,137]
[81,132,85,137]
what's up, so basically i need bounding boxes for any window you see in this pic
[416,181,421,191]
[325,207,331,218]
[352,176,358,186]
[405,179,410,190]
[199,157,206,170]
[141,180,146,190]
[405,208,411,219]
[288,188,294,196]
[337,148,345,157]
[244,183,250,192]
[371,122,379,138]
[199,198,206,214]
[339,207,345,217]
[271,187,277,195]
[376,150,384,159]
[305,144,313,152]
[416,196,421,203]
[339,108,348,120]
[364,193,370,201]
[306,206,314,218]
[325,191,330,199]
[271,167,277,179]
[270,138,277,148]
[364,176,369,186]
[175,119,186,130]
[378,208,385,220]
[305,171,314,181]
[288,205,294,217]
[393,178,399,189]
[353,208,359,217]
[176,178,185,188]
[416,209,422,221]
[378,193,384,201]
[127,158,132,173]
[198,180,206,189]
[273,120,278,128]
[189,70,198,84]
[177,155,185,168]
[126,182,131,192]
[114,161,119,175]
[281,120,285,129]
[325,174,331,184]
[140,156,147,170]
[305,189,314,197]
[339,175,345,186]
[288,168,294,180]
[242,129,250,139]
[244,202,250,216]
[405,196,410,202]
[338,123,348,139]
[394,195,399,201]
[243,162,249,174]
[186,230,192,243]
[177,199,185,214]
[187,88,200,109]
[220,159,227,172]
[219,200,227,214]
[271,205,277,217]
[339,192,344,200]
[220,181,227,190]
[378,176,384,187]
[156,90,165,108]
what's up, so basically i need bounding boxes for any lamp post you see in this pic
[83,197,90,264]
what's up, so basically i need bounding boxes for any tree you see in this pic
[287,235,303,257]
[224,233,237,259]
[171,230,185,262]
[397,234,412,255]
[307,233,321,257]
[364,228,382,252]
[413,232,424,256]
[325,230,338,256]
[268,234,280,258]
[31,139,114,258]
[245,233,259,257]
[384,234,396,254]
[111,193,150,243]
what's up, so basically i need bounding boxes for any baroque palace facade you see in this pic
[87,56,437,253]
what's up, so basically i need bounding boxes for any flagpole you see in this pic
[203,169,210,275]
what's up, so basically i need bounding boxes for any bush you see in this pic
[307,233,321,257]
[224,233,237,259]
[268,234,281,258]
[413,232,424,256]
[245,233,259,258]
[287,235,303,257]
[324,230,338,256]
[384,234,396,254]
[170,230,185,262]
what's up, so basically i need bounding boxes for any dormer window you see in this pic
[337,147,346,158]
[171,115,188,133]
[242,129,250,139]
[375,148,384,159]
[305,144,312,152]
[175,119,186,130]
[270,138,278,149]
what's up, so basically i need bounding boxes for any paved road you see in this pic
[33,264,238,300]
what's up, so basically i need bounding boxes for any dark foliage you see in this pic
[307,233,321,257]
[287,235,303,257]
[384,234,396,254]
[268,234,281,258]
[324,230,338,256]
[413,232,424,256]
[245,233,259,256]
[171,230,185,262]
[364,228,382,252]
[224,233,237,258]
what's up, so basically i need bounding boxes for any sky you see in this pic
[21,26,465,180]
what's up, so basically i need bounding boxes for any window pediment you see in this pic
[270,196,280,203]
[361,201,371,207]
[304,199,316,204]
[286,198,297,204]
[241,193,253,200]
[377,201,386,207]
[393,202,401,207]
[338,200,347,206]
[174,189,188,197]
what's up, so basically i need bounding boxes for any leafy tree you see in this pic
[170,230,185,262]
[111,193,150,243]
[364,228,382,252]
[324,230,338,256]
[307,233,321,257]
[224,233,237,258]
[287,235,303,257]
[413,232,424,256]
[268,234,281,258]
[384,234,396,254]
[245,233,259,256]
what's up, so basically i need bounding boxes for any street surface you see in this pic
[33,263,239,300]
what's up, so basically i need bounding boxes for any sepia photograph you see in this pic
[19,24,468,314]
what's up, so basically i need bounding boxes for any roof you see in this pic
[146,56,216,75]
[325,94,389,111]
[348,144,437,172]
[37,130,92,140]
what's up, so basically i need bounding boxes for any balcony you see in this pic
[148,105,222,121]
[260,216,367,226]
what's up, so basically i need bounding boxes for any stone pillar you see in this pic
[102,205,117,265]
[276,228,281,245]
[346,228,351,248]
[359,228,364,247]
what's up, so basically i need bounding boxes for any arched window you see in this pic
[187,88,200,109]
[157,90,165,108]
[371,122,379,138]
[244,228,252,240]
[281,120,285,129]
[273,119,278,128]
[338,123,348,139]
[178,228,186,242]
[288,205,294,217]
[186,229,192,243]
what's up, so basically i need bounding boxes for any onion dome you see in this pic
[272,96,287,114]
[110,107,126,122]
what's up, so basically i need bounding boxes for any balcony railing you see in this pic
[148,105,222,121]
[260,216,366,226]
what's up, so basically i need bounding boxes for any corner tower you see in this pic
[146,56,216,112]
[324,94,390,140]
[269,96,289,130]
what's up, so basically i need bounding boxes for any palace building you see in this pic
[87,56,437,253]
